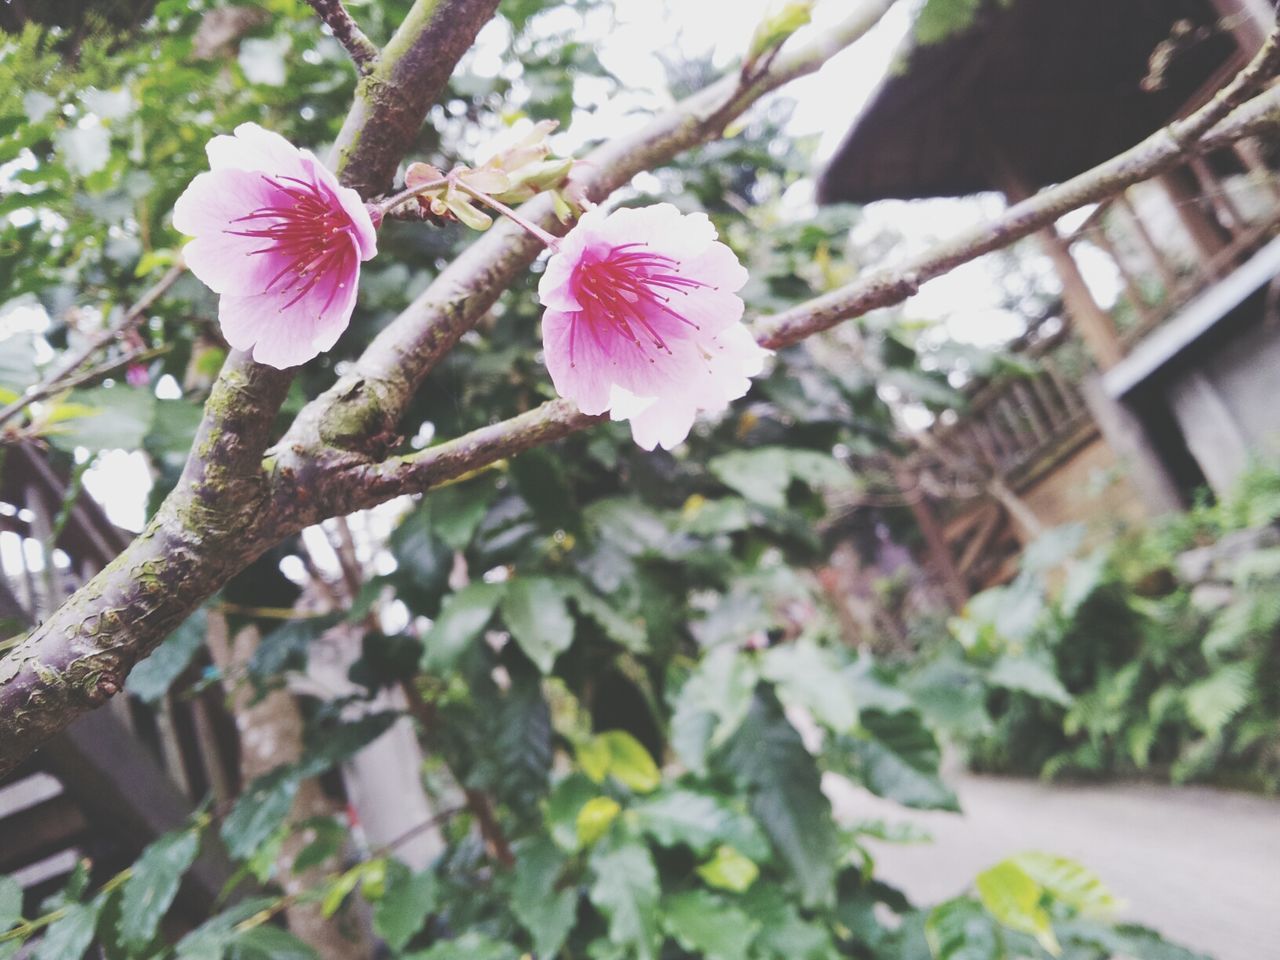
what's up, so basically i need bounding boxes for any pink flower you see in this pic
[172,123,377,369]
[538,204,768,450]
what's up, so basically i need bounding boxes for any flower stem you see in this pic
[451,180,562,250]
[374,176,451,217]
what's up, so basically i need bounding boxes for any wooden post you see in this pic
[1080,376,1183,516]
[893,460,969,611]
[986,151,1127,370]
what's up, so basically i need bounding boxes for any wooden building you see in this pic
[820,0,1280,595]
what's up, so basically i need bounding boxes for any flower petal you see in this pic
[205,122,309,179]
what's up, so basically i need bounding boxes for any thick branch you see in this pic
[0,0,497,778]
[305,0,379,74]
[333,85,1280,513]
[280,0,897,469]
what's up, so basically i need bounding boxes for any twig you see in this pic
[0,261,185,430]
[1168,23,1280,148]
[304,0,379,74]
[322,84,1280,515]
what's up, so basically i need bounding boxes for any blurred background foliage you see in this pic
[0,0,1254,958]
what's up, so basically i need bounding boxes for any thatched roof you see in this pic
[817,0,1240,204]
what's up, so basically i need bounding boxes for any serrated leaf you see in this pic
[125,609,207,703]
[840,710,959,811]
[403,932,518,960]
[662,889,759,960]
[422,582,505,671]
[373,864,437,952]
[34,901,100,960]
[633,788,769,859]
[561,580,647,652]
[925,897,1001,960]
[670,645,758,774]
[232,924,319,960]
[588,842,661,960]
[988,653,1072,707]
[118,828,200,951]
[721,696,838,907]
[511,837,577,959]
[502,577,574,672]
[762,640,857,732]
[220,769,299,861]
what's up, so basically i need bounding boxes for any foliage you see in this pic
[0,1,1221,959]
[930,467,1280,790]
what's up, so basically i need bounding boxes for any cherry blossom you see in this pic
[173,123,377,369]
[538,204,768,450]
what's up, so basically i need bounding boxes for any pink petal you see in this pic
[596,203,718,260]
[173,170,291,295]
[217,237,361,369]
[205,122,309,179]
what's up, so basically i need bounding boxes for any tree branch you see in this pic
[0,0,502,778]
[278,0,897,468]
[329,85,1280,513]
[305,0,379,75]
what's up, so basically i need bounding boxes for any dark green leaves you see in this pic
[373,863,438,953]
[838,710,959,811]
[721,696,839,907]
[501,577,574,673]
[510,837,577,958]
[117,828,201,951]
[588,840,661,960]
[125,609,208,702]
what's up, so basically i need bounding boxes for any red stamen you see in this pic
[223,174,355,310]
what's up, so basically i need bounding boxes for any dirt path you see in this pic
[826,773,1280,960]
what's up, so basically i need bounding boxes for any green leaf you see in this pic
[511,837,577,959]
[0,333,36,393]
[34,901,100,960]
[373,864,437,952]
[501,577,574,672]
[220,769,299,861]
[915,0,985,45]
[975,860,1059,954]
[118,828,201,951]
[577,730,660,793]
[761,640,857,732]
[576,796,621,846]
[0,875,21,930]
[988,653,1072,707]
[1183,662,1253,736]
[841,710,959,811]
[746,1,813,63]
[427,479,496,551]
[422,582,505,671]
[696,845,760,893]
[924,897,1001,960]
[633,788,769,859]
[588,841,661,960]
[1008,853,1118,918]
[47,386,155,453]
[232,924,319,960]
[670,645,759,774]
[721,696,839,907]
[709,447,856,509]
[403,932,517,960]
[561,580,648,652]
[175,897,277,960]
[662,889,759,960]
[125,609,207,702]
